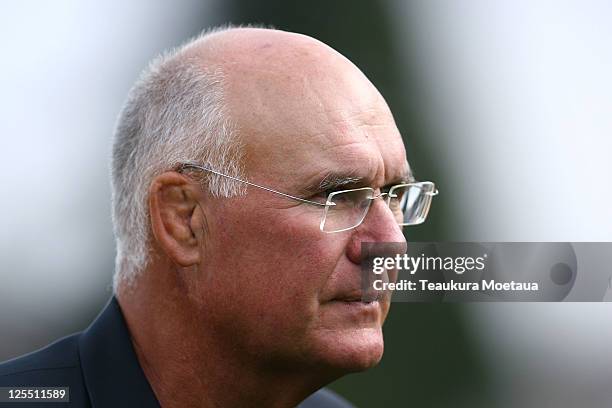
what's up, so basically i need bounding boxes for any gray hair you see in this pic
[110,29,245,291]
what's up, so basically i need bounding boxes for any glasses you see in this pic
[179,163,438,233]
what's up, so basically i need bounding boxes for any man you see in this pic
[0,27,434,407]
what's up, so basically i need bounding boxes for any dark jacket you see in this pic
[0,297,353,408]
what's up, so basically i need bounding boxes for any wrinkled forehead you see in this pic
[225,50,408,188]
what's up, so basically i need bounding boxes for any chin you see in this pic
[311,326,385,373]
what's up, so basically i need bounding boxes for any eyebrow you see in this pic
[306,166,414,193]
[398,167,415,184]
[318,173,364,191]
[299,171,363,195]
[398,160,416,184]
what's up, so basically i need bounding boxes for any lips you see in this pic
[332,290,381,303]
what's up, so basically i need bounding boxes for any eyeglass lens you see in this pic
[321,189,373,233]
[388,182,435,226]
[321,183,436,232]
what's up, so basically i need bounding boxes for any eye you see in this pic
[312,188,348,204]
[311,189,333,203]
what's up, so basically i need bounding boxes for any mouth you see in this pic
[326,298,382,322]
[331,291,381,304]
[323,291,384,324]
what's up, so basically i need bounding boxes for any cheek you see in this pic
[199,202,348,332]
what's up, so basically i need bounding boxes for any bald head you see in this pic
[183,27,362,78]
[181,28,403,183]
[183,28,388,129]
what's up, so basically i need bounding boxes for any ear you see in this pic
[148,172,203,267]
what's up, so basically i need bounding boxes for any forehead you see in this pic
[287,103,408,188]
[226,55,408,187]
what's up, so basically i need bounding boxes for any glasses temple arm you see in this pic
[180,163,328,207]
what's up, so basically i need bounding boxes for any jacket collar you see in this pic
[78,296,161,408]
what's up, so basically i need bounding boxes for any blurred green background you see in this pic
[2,1,612,407]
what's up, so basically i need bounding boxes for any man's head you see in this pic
[111,27,409,381]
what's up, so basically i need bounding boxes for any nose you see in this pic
[345,198,407,265]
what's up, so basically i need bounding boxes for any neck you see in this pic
[116,262,330,408]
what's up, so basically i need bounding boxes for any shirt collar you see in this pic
[78,296,161,408]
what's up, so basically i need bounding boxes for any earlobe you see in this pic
[148,172,202,267]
